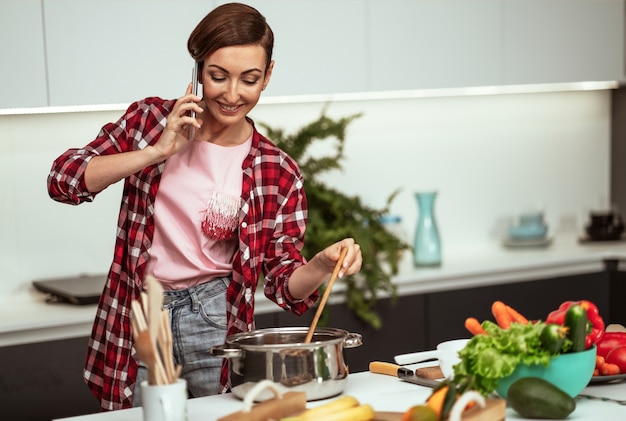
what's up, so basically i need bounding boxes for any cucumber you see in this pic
[507,377,575,419]
[564,304,588,352]
[540,323,567,354]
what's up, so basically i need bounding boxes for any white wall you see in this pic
[0,89,610,295]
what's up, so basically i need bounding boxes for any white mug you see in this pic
[394,338,470,378]
[141,379,188,421]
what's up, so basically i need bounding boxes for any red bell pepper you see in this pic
[597,332,626,358]
[546,300,605,349]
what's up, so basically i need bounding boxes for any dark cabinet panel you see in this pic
[426,272,610,349]
[606,260,626,326]
[0,337,100,421]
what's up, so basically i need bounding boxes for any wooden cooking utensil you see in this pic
[304,248,348,343]
[146,275,164,347]
[131,299,167,385]
[158,309,179,383]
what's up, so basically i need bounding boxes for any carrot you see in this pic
[600,362,620,376]
[505,304,529,325]
[492,301,513,329]
[426,386,449,419]
[464,317,487,336]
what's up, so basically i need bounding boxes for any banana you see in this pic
[321,404,376,421]
[282,395,363,420]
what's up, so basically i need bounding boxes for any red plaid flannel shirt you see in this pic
[47,97,317,411]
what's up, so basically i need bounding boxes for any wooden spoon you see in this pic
[158,309,178,383]
[304,248,348,343]
[146,275,164,347]
[131,299,167,385]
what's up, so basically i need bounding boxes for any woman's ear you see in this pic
[262,60,275,90]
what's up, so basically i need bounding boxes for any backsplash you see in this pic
[0,89,610,295]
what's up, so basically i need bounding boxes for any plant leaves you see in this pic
[259,108,409,329]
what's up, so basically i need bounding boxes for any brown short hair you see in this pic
[187,3,274,72]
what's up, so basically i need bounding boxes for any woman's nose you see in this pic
[224,81,239,103]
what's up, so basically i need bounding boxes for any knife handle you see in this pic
[369,361,399,376]
[369,361,413,377]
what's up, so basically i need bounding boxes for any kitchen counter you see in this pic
[3,233,626,347]
[53,367,626,420]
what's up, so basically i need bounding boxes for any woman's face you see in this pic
[200,44,273,128]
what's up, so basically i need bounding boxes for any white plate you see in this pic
[589,373,626,384]
[502,237,553,248]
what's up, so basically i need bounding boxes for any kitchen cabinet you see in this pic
[245,0,370,97]
[43,0,211,107]
[42,0,368,105]
[503,0,624,85]
[368,0,502,91]
[1,0,623,109]
[612,89,626,221]
[0,337,100,421]
[0,0,48,109]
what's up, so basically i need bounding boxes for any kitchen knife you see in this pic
[369,361,440,388]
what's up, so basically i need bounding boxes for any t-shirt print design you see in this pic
[201,190,240,240]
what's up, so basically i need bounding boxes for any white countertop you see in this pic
[3,234,625,347]
[53,367,626,421]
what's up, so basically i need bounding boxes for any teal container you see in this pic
[496,346,596,398]
[413,191,441,267]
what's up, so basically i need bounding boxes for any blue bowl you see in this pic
[508,223,548,240]
[496,346,596,398]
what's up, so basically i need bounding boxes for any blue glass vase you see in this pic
[413,191,441,267]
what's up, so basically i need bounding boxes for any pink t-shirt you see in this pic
[147,136,252,290]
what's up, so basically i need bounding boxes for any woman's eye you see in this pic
[243,79,259,85]
[210,75,226,82]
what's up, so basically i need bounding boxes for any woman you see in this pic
[47,3,362,411]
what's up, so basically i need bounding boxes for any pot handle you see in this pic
[344,332,363,348]
[209,344,245,359]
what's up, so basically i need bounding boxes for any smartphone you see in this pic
[189,62,199,140]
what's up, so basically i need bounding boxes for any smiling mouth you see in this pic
[218,102,241,113]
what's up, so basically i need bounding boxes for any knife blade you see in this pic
[369,361,440,388]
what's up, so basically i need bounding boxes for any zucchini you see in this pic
[564,304,588,352]
[508,377,575,419]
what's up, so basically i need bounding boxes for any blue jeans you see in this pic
[132,277,229,407]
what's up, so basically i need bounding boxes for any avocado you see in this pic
[507,377,575,419]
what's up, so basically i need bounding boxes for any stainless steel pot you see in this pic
[209,326,362,401]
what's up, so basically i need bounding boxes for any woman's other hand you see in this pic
[287,238,363,301]
[315,238,362,279]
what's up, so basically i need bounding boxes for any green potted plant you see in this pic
[260,108,409,329]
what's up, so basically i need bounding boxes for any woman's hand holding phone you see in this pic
[153,81,202,160]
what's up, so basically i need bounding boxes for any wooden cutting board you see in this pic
[374,399,506,421]
[374,411,404,421]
